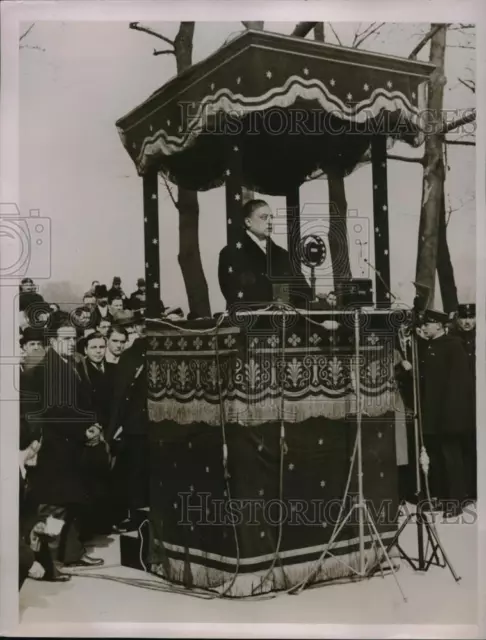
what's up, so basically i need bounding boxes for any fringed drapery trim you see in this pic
[150,547,400,597]
[148,391,400,426]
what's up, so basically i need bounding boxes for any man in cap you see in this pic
[20,327,45,374]
[108,277,127,305]
[417,308,475,515]
[129,278,147,313]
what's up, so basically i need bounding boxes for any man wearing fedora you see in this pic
[129,278,147,314]
[417,309,475,515]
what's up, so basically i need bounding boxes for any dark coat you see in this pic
[218,233,313,308]
[108,286,128,304]
[22,349,98,505]
[106,338,147,441]
[419,333,474,436]
[451,327,475,380]
[129,289,146,312]
[77,358,113,429]
[92,306,113,328]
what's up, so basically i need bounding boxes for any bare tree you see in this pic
[129,22,211,318]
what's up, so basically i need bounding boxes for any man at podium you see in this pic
[218,199,313,308]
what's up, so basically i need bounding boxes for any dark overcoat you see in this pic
[218,233,313,308]
[419,333,475,436]
[22,349,98,505]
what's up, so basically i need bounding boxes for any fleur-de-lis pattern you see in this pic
[147,324,398,421]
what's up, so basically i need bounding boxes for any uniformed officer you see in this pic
[451,303,476,501]
[417,309,475,515]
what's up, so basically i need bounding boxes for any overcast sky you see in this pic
[19,21,476,312]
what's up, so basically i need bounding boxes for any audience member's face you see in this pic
[458,317,476,332]
[420,321,443,340]
[22,340,45,363]
[245,204,273,240]
[138,285,146,294]
[83,295,96,310]
[91,281,100,293]
[107,331,127,357]
[85,337,106,364]
[22,281,36,293]
[97,296,108,308]
[97,320,111,336]
[50,326,77,358]
[327,293,337,308]
[111,299,124,313]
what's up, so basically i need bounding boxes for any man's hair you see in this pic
[107,325,128,340]
[92,280,99,286]
[97,318,112,327]
[84,331,106,348]
[242,199,269,220]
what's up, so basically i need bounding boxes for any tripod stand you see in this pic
[378,329,461,580]
[291,309,407,599]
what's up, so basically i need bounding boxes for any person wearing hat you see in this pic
[93,284,113,327]
[20,327,45,374]
[108,277,127,305]
[129,278,147,313]
[416,308,475,515]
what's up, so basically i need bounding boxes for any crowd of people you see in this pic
[17,200,477,590]
[18,276,160,588]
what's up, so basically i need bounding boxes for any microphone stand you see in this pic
[376,328,461,580]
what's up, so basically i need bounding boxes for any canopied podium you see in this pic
[116,29,434,596]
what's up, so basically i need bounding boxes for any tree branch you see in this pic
[291,22,318,38]
[159,175,179,211]
[445,139,475,146]
[408,24,448,59]
[353,22,385,49]
[19,44,46,52]
[458,77,476,93]
[441,110,476,134]
[327,23,342,46]
[387,153,425,165]
[153,48,175,56]
[129,21,175,47]
[20,23,35,42]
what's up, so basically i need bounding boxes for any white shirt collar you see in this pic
[98,305,108,318]
[246,230,267,254]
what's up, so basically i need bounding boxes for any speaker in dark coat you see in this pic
[218,232,312,308]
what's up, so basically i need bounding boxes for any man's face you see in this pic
[51,326,77,358]
[22,340,45,363]
[111,299,124,313]
[420,321,443,340]
[23,281,35,293]
[245,204,273,240]
[327,293,337,308]
[85,337,106,364]
[83,295,96,310]
[91,281,100,293]
[458,317,476,332]
[98,320,111,336]
[107,331,127,357]
[97,296,108,308]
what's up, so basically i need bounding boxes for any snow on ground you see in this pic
[19,510,478,628]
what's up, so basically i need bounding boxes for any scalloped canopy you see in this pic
[116,29,434,195]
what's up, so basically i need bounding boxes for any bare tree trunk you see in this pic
[174,23,211,317]
[415,24,447,308]
[437,187,458,312]
[314,24,352,301]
